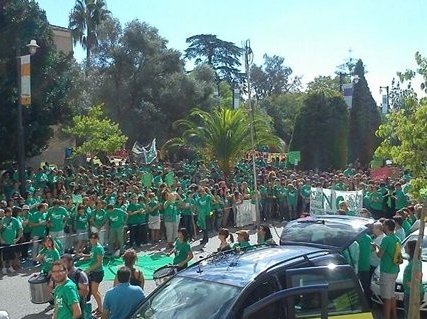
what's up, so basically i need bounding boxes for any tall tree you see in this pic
[347,60,381,167]
[69,0,110,70]
[289,92,349,170]
[164,107,281,179]
[259,93,304,145]
[0,0,76,165]
[90,19,216,145]
[184,34,242,83]
[64,104,127,160]
[306,75,340,95]
[250,54,301,100]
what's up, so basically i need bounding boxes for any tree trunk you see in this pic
[408,201,427,319]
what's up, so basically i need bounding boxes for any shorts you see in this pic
[380,272,398,299]
[89,270,104,283]
[148,215,161,230]
[1,244,16,261]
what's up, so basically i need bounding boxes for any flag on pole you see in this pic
[20,54,31,106]
[143,138,157,164]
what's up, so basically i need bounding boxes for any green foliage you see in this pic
[348,60,381,167]
[289,93,349,170]
[306,75,340,97]
[0,0,76,164]
[376,98,427,199]
[64,104,127,157]
[69,0,110,68]
[184,34,242,83]
[250,54,301,100]
[397,52,427,94]
[259,93,304,145]
[164,107,282,177]
[88,19,216,145]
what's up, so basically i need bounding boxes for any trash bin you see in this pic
[28,273,51,304]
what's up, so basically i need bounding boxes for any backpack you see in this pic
[393,242,403,265]
[72,268,91,303]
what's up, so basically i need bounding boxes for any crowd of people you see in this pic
[0,156,422,318]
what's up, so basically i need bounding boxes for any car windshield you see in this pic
[281,219,367,249]
[402,235,427,261]
[130,276,241,319]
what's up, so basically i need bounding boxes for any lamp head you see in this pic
[352,75,360,84]
[26,39,40,55]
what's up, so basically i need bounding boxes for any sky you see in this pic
[36,0,427,104]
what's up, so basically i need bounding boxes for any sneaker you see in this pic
[2,268,7,275]
[8,266,15,273]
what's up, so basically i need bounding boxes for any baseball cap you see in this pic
[22,205,30,210]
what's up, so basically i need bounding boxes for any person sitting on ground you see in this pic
[169,228,193,271]
[233,230,251,250]
[37,235,61,276]
[217,228,234,252]
[257,224,276,245]
[102,266,145,319]
[114,248,144,289]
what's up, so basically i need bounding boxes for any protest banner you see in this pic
[236,199,256,227]
[310,187,363,215]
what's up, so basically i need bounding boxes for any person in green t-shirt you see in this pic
[169,228,193,271]
[106,204,127,254]
[127,195,145,247]
[90,200,108,247]
[374,219,401,319]
[78,232,104,316]
[356,233,373,299]
[194,187,212,245]
[74,205,89,253]
[0,207,23,273]
[146,192,161,243]
[232,230,251,250]
[36,235,60,275]
[163,192,179,247]
[52,260,81,319]
[403,240,423,318]
[29,203,48,263]
[46,200,69,251]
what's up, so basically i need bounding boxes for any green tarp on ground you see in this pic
[75,252,174,281]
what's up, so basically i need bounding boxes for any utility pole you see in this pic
[244,40,260,226]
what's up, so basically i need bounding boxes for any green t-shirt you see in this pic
[395,190,409,210]
[179,195,193,216]
[127,203,145,225]
[233,241,251,249]
[91,209,107,228]
[89,243,104,272]
[287,189,298,206]
[54,278,80,319]
[357,234,372,272]
[173,239,191,266]
[75,212,89,231]
[29,211,47,237]
[300,184,311,199]
[47,207,69,232]
[163,201,179,223]
[380,234,401,274]
[1,217,22,244]
[403,259,423,296]
[147,199,160,217]
[369,191,383,211]
[40,248,60,274]
[108,208,127,229]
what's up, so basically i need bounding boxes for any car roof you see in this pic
[177,245,332,287]
[280,214,374,251]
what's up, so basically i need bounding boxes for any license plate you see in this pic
[395,293,404,301]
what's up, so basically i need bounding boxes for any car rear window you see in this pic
[281,220,367,249]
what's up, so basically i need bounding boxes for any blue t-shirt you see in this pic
[103,283,145,319]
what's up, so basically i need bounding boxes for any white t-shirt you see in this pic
[370,233,385,267]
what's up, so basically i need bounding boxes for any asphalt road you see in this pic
[0,225,398,318]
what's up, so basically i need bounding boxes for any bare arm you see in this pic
[71,302,82,319]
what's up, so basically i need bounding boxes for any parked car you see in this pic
[129,245,373,319]
[371,230,427,311]
[280,215,374,253]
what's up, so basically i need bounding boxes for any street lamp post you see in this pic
[16,39,39,195]
[244,39,260,226]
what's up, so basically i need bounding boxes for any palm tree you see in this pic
[164,107,282,179]
[69,0,110,70]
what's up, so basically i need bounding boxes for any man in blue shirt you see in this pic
[102,267,145,319]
